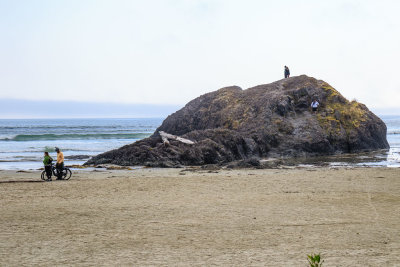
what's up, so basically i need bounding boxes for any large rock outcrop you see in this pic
[85,75,389,167]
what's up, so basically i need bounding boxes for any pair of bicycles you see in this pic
[41,163,72,181]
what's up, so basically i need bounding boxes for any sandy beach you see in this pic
[0,167,399,266]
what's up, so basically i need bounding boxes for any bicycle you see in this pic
[41,163,72,181]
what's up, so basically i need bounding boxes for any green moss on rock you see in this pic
[318,83,367,136]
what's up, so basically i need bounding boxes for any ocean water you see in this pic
[380,115,400,167]
[0,116,399,170]
[0,118,162,170]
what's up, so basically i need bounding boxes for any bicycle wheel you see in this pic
[62,168,72,180]
[41,170,47,181]
[41,170,52,181]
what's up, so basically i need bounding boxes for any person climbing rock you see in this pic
[284,66,290,78]
[311,99,320,112]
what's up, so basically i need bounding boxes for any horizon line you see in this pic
[0,97,184,106]
[0,116,167,120]
[0,114,398,120]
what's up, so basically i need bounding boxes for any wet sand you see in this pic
[0,167,399,266]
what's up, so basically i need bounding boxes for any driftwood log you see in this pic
[159,131,195,145]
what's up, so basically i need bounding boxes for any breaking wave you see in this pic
[388,130,400,135]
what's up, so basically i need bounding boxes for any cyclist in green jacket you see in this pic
[43,152,53,180]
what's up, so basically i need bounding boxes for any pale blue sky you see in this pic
[0,0,399,116]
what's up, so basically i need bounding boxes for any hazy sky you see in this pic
[1,0,399,112]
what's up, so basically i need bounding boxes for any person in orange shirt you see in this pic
[55,147,64,180]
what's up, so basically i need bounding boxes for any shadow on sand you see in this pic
[0,180,45,184]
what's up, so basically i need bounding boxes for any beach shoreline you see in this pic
[0,167,399,266]
[1,115,399,171]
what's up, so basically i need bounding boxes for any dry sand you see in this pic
[0,167,399,266]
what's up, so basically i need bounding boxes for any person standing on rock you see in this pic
[311,99,320,112]
[284,66,290,78]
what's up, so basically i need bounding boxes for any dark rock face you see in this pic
[85,75,389,167]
